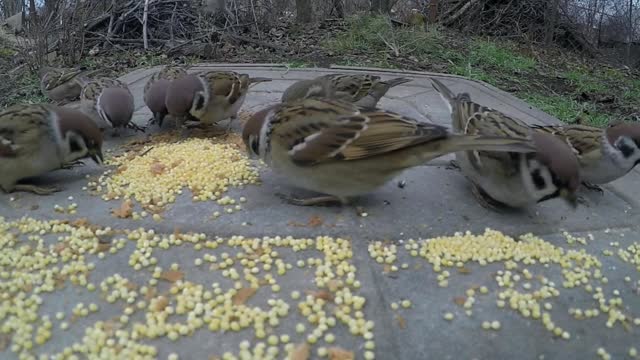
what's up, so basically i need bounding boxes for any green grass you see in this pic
[287,60,310,68]
[325,16,455,66]
[521,93,611,127]
[449,40,536,84]
[564,67,607,93]
[1,71,47,109]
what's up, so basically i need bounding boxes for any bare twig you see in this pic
[142,0,149,50]
[377,32,400,56]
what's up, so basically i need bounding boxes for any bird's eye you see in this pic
[531,169,546,190]
[69,137,83,153]
[250,136,259,155]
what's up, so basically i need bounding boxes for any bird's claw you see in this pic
[275,192,343,206]
[582,182,604,194]
[13,184,62,195]
[61,160,85,170]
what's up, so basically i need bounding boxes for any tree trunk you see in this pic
[332,0,344,18]
[544,0,559,46]
[428,0,439,24]
[627,0,633,66]
[296,0,312,23]
[2,0,21,18]
[370,0,391,14]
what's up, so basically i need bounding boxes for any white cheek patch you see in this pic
[96,94,113,127]
[522,158,557,200]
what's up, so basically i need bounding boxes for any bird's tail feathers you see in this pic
[442,134,536,154]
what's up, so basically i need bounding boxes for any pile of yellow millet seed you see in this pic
[86,138,259,213]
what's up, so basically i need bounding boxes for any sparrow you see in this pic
[242,98,537,206]
[530,122,640,191]
[281,74,411,109]
[39,66,99,104]
[430,77,581,210]
[144,65,188,127]
[0,103,104,195]
[80,78,143,134]
[165,70,271,130]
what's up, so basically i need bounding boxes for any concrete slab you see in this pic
[1,64,640,360]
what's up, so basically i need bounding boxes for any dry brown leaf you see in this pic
[96,242,111,252]
[145,287,157,301]
[232,287,257,305]
[54,242,67,254]
[289,343,310,360]
[159,270,184,283]
[150,161,166,175]
[458,267,472,274]
[327,279,341,292]
[453,296,466,306]
[306,290,334,302]
[307,215,323,227]
[328,347,354,360]
[125,281,137,290]
[153,296,169,312]
[72,218,91,228]
[396,314,407,329]
[382,264,392,274]
[112,200,134,219]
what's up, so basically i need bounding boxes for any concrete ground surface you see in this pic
[1,64,639,360]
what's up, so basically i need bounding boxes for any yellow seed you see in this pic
[401,300,411,308]
[444,312,454,321]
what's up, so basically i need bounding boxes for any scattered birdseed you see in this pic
[0,217,373,359]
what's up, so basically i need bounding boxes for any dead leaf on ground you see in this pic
[232,287,257,305]
[96,242,111,252]
[150,161,166,175]
[458,267,472,274]
[289,343,310,360]
[327,279,341,292]
[112,200,134,219]
[145,287,157,301]
[308,215,323,227]
[159,270,184,283]
[305,290,334,302]
[153,296,169,311]
[71,218,91,228]
[396,314,407,329]
[383,264,392,274]
[453,296,466,306]
[328,347,354,360]
[54,242,67,254]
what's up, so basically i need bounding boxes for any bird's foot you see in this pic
[576,195,590,207]
[447,159,460,170]
[471,184,508,212]
[276,192,345,206]
[13,184,62,195]
[61,160,85,170]
[582,181,604,194]
[128,123,146,133]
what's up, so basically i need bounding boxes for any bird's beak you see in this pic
[560,188,578,209]
[90,149,104,165]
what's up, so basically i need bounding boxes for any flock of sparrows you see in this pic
[2,65,640,213]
